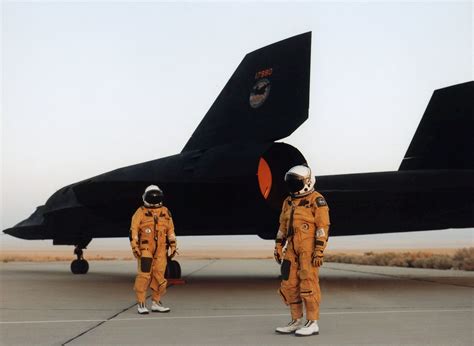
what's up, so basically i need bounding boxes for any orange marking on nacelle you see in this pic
[257,157,272,199]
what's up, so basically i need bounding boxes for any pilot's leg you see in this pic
[150,253,170,313]
[276,249,304,334]
[134,250,153,314]
[295,249,320,336]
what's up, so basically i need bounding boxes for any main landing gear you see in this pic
[165,259,181,279]
[71,245,89,274]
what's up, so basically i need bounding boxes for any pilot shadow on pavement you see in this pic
[1,259,473,345]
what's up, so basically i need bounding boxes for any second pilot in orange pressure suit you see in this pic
[274,165,330,336]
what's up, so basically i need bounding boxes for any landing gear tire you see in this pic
[71,245,89,274]
[165,260,181,279]
[71,259,89,274]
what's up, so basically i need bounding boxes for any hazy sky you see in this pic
[1,1,473,249]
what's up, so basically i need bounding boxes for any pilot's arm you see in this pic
[129,208,142,258]
[274,199,289,264]
[312,196,330,267]
[166,209,177,258]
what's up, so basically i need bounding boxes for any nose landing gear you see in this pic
[71,246,89,274]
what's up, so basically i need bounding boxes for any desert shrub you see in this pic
[452,248,474,271]
[387,256,409,267]
[413,255,453,269]
[357,256,372,265]
[412,258,423,268]
[325,248,473,271]
[404,251,432,268]
[374,253,398,266]
[430,255,453,269]
[342,255,355,264]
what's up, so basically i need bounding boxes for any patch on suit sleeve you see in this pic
[316,228,326,238]
[316,197,327,207]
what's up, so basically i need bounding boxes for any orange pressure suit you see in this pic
[130,206,176,304]
[276,191,330,321]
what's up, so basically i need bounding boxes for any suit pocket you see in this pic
[140,257,153,273]
[281,259,291,281]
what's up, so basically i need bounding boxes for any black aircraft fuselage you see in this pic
[4,32,474,251]
[318,170,473,236]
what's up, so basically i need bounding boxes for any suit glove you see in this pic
[312,249,324,267]
[132,247,141,259]
[169,246,177,259]
[274,244,283,264]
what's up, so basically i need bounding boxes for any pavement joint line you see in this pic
[60,300,140,345]
[325,264,474,288]
[60,259,215,345]
[183,259,218,278]
[2,308,472,325]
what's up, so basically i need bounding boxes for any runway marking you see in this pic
[2,308,472,325]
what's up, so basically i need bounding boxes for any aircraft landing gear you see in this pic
[165,259,181,279]
[71,245,89,274]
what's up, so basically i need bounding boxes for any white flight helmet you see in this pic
[284,165,316,197]
[142,185,164,207]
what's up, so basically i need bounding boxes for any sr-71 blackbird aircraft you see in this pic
[4,32,474,276]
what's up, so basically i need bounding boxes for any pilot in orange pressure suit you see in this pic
[130,185,177,314]
[274,165,330,336]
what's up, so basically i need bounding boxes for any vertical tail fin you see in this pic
[182,32,311,152]
[399,81,474,170]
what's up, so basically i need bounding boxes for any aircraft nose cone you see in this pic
[2,206,47,239]
[3,227,16,236]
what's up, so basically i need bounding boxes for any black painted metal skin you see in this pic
[318,170,474,237]
[3,32,473,247]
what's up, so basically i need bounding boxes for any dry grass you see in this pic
[325,247,474,271]
[0,250,133,263]
[2,248,473,271]
[452,247,474,271]
[0,249,272,262]
[1,254,120,263]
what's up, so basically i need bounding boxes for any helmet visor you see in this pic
[145,190,163,205]
[284,173,305,194]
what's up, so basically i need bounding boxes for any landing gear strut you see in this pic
[71,245,89,274]
[165,259,181,279]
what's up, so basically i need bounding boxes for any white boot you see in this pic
[275,318,303,334]
[151,301,170,313]
[295,320,319,336]
[137,302,149,315]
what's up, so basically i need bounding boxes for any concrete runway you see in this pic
[1,259,473,345]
